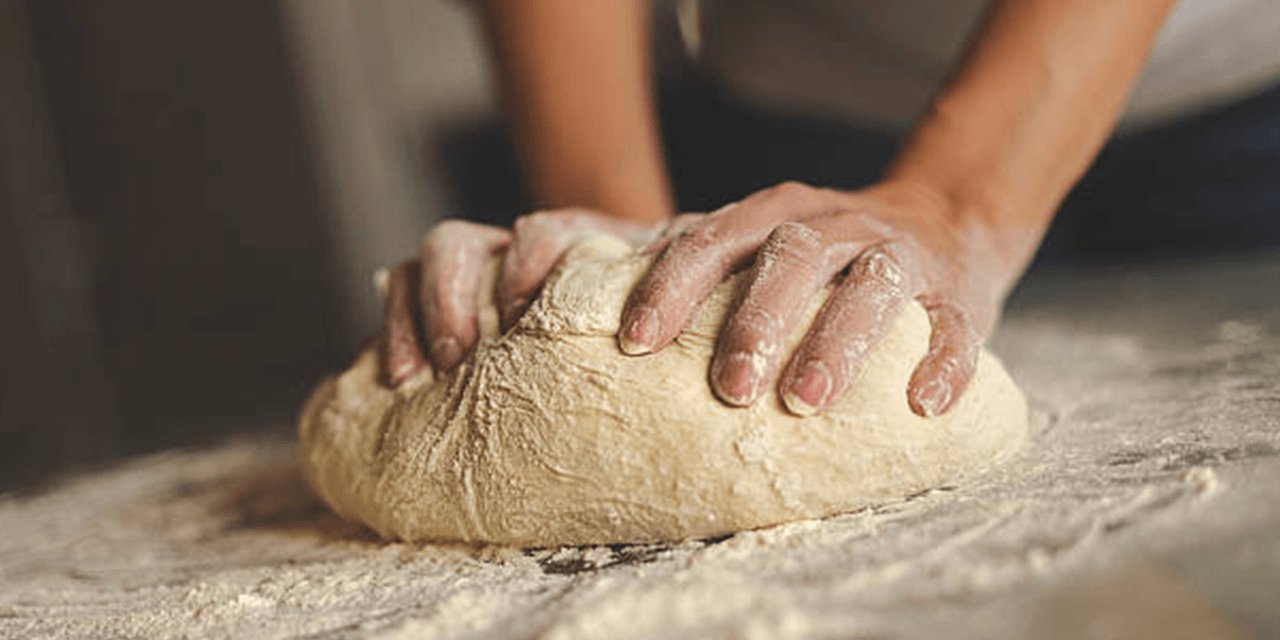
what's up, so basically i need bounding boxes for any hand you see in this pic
[617,180,1017,417]
[381,209,657,386]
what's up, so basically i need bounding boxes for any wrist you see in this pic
[871,175,1039,296]
[884,123,1053,279]
[530,154,674,225]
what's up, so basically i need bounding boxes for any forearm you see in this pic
[887,0,1176,281]
[480,0,673,223]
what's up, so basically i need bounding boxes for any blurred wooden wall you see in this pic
[1,0,116,489]
[1,0,507,490]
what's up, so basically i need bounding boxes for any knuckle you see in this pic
[546,206,595,221]
[767,180,810,200]
[510,215,535,237]
[727,305,784,349]
[503,236,535,270]
[671,222,720,252]
[517,208,561,228]
[511,214,555,242]
[704,202,738,223]
[759,221,824,275]
[854,244,908,288]
[848,211,897,237]
[924,300,964,329]
[425,220,509,254]
[425,219,470,245]
[673,212,707,225]
[767,221,822,251]
[517,207,603,238]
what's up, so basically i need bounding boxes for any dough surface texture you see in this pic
[299,235,1028,547]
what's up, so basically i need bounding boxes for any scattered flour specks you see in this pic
[3,256,1280,638]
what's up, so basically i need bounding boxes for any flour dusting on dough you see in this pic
[299,234,1028,546]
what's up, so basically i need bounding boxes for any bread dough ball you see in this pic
[299,235,1028,547]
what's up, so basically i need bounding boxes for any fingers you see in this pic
[709,220,872,406]
[779,243,911,416]
[620,183,845,356]
[419,220,511,374]
[496,209,652,327]
[906,302,980,417]
[496,213,575,327]
[382,260,427,386]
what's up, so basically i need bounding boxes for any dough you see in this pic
[299,235,1028,547]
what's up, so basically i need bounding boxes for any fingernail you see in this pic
[619,306,659,355]
[713,351,763,406]
[783,362,831,417]
[430,336,463,371]
[913,379,952,417]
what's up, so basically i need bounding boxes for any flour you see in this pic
[3,255,1279,638]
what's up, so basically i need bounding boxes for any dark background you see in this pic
[3,1,351,490]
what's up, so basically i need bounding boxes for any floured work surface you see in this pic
[2,253,1279,638]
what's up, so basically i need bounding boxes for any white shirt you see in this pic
[693,0,1280,132]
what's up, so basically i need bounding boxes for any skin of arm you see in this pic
[479,0,673,224]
